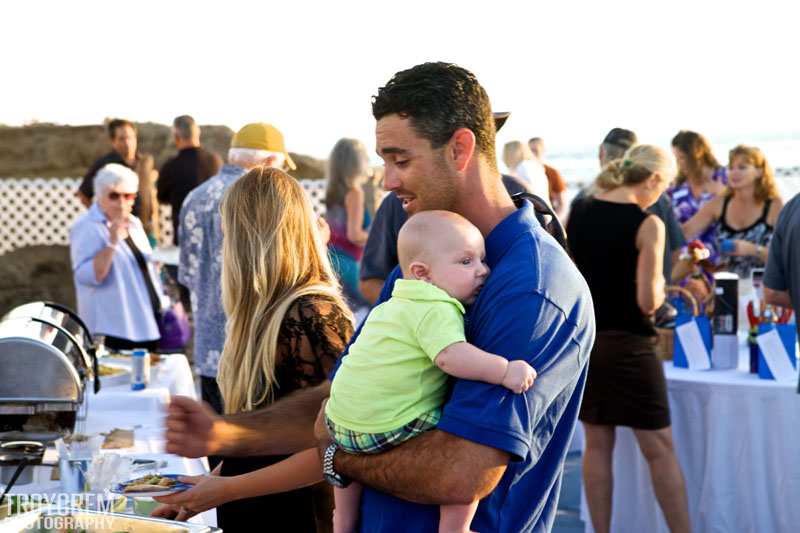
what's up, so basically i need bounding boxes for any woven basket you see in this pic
[655,285,700,361]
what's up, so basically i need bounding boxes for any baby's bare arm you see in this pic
[435,342,536,393]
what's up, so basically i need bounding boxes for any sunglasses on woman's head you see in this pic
[108,191,137,201]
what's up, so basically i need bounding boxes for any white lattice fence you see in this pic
[0,177,328,255]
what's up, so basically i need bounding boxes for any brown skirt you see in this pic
[579,331,670,430]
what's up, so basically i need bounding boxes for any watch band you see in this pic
[323,443,350,488]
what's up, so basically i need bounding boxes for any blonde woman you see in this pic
[502,140,550,205]
[682,145,783,279]
[153,167,354,532]
[566,145,690,533]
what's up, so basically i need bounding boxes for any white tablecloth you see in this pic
[4,353,216,527]
[581,336,800,533]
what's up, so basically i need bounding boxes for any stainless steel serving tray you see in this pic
[0,507,222,532]
[3,302,95,382]
[0,317,83,413]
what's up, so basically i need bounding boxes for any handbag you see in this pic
[124,236,190,351]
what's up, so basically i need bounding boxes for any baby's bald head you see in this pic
[397,210,483,277]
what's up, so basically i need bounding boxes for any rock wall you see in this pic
[0,122,325,179]
[0,245,75,317]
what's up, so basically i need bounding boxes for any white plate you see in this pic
[110,474,192,497]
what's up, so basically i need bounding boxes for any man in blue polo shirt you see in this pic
[162,62,594,532]
[317,62,594,532]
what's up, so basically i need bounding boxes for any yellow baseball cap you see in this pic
[231,123,296,170]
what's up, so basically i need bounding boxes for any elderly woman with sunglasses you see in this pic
[70,163,165,351]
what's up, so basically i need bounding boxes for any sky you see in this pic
[2,0,799,162]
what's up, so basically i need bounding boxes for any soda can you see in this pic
[131,348,151,390]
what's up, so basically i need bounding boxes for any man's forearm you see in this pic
[93,245,116,282]
[332,428,507,505]
[219,381,330,456]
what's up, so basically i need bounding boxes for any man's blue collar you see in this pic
[485,200,540,268]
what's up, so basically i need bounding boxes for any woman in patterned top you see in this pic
[152,167,354,532]
[668,131,728,266]
[682,145,783,279]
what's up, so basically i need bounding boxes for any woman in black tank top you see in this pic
[567,145,690,533]
[682,145,783,280]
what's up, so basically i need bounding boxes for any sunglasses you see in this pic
[108,191,137,201]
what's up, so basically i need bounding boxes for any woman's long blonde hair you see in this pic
[217,167,353,414]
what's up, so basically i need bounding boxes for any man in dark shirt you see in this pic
[157,115,222,245]
[764,192,800,342]
[77,119,141,212]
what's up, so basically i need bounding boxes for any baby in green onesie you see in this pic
[325,210,538,533]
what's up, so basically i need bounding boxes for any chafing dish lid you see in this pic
[0,317,83,404]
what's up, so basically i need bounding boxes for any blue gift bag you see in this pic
[757,323,797,380]
[673,314,713,369]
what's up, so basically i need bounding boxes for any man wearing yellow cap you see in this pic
[177,123,294,448]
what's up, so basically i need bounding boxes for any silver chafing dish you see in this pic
[2,302,97,389]
[0,302,98,440]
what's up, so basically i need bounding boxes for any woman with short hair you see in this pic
[69,163,164,351]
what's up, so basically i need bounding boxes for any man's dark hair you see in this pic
[372,62,497,168]
[173,115,199,140]
[107,118,136,140]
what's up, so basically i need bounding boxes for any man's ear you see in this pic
[409,261,431,281]
[449,128,476,172]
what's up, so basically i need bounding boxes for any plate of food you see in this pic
[111,473,192,497]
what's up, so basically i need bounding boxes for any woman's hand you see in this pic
[108,217,130,245]
[150,503,196,522]
[153,474,234,516]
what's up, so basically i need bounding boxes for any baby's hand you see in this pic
[502,360,537,393]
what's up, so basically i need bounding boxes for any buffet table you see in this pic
[4,353,216,527]
[581,335,800,533]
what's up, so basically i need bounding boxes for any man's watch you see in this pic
[322,443,350,488]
